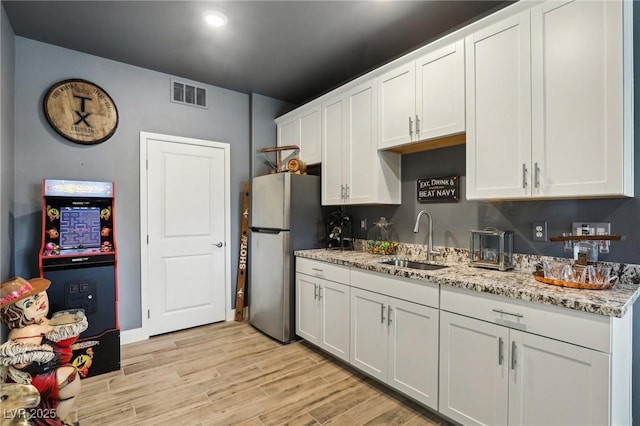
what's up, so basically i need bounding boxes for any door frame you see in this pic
[139,131,232,340]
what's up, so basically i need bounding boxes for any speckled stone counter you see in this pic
[294,245,640,318]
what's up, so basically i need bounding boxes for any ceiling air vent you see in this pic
[171,78,207,109]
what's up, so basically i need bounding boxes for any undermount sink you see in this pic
[379,258,448,271]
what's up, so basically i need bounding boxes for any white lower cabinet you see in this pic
[439,311,510,425]
[439,288,615,426]
[350,287,388,380]
[350,284,439,410]
[296,259,630,425]
[295,260,350,362]
[508,329,609,426]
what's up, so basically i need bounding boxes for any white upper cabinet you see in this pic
[276,115,297,149]
[378,40,465,150]
[466,0,633,200]
[378,62,416,149]
[321,95,347,205]
[276,103,322,165]
[465,11,532,200]
[530,0,631,198]
[322,79,401,205]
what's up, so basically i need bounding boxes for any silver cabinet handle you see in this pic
[340,184,345,200]
[498,337,504,365]
[511,341,517,370]
[522,164,527,189]
[314,284,318,300]
[345,185,349,199]
[311,268,323,273]
[534,162,540,188]
[381,304,385,324]
[409,116,413,136]
[318,286,323,300]
[415,115,420,135]
[212,241,223,248]
[387,305,392,326]
[492,308,524,318]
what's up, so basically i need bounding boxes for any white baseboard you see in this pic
[226,307,248,321]
[120,316,241,346]
[226,308,236,321]
[120,327,146,345]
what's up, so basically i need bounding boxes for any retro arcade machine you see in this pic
[39,179,120,377]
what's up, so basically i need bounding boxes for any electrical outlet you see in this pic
[532,221,547,242]
[360,218,367,231]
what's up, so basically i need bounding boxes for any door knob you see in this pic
[212,241,223,248]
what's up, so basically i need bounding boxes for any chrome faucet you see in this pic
[414,210,439,262]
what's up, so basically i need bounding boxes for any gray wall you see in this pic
[348,144,639,264]
[0,5,15,279]
[12,37,251,331]
[249,93,293,179]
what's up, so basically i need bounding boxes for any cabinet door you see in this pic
[531,0,628,198]
[346,80,377,204]
[299,105,322,165]
[319,280,350,362]
[387,298,439,410]
[277,116,298,149]
[509,330,610,426]
[439,311,509,426]
[465,11,532,200]
[378,62,416,149]
[350,287,388,382]
[415,40,465,141]
[321,95,346,205]
[295,272,320,345]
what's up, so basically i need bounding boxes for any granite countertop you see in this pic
[294,248,640,318]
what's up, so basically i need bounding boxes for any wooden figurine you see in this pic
[1,277,87,426]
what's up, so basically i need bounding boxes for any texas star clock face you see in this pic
[43,79,119,145]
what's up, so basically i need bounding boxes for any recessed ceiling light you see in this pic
[203,11,228,27]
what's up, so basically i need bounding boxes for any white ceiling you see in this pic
[2,0,513,105]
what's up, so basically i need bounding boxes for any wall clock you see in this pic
[43,79,119,145]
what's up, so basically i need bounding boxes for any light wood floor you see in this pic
[72,321,453,425]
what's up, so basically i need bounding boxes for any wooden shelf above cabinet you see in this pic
[385,133,465,155]
[549,235,622,242]
[260,145,299,173]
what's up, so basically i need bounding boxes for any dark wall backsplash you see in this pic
[345,143,640,265]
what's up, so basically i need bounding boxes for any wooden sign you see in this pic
[235,183,250,321]
[417,175,459,202]
[43,79,118,145]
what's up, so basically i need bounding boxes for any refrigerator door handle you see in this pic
[250,228,282,234]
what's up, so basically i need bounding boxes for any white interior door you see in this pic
[141,132,230,336]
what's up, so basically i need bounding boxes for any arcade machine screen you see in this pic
[39,179,120,378]
[59,207,102,249]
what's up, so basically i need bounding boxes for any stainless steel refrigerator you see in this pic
[249,173,323,343]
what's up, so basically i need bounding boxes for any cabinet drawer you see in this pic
[296,258,350,284]
[351,269,438,308]
[440,287,611,352]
